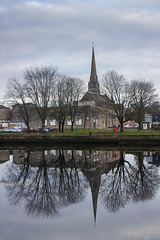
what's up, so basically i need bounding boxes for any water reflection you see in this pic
[0,150,10,163]
[1,149,160,223]
[100,152,160,213]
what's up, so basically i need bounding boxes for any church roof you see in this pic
[80,91,113,108]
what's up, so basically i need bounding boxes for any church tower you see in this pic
[88,46,100,94]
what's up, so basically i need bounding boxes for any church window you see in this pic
[67,119,72,126]
[51,150,56,155]
[96,119,99,126]
[76,119,82,126]
[67,150,72,155]
[50,119,56,126]
[76,150,82,156]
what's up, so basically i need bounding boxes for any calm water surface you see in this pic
[0,148,160,240]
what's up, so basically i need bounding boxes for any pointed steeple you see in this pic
[91,177,100,226]
[81,167,101,226]
[91,45,97,77]
[88,46,100,94]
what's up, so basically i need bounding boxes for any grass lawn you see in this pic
[40,128,160,136]
[1,128,160,136]
[61,129,160,136]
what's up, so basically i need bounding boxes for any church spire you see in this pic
[88,46,100,94]
[91,45,97,77]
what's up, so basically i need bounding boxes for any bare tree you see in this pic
[102,70,134,132]
[51,76,84,132]
[25,66,57,132]
[6,78,31,131]
[51,75,69,132]
[65,77,84,131]
[130,80,158,130]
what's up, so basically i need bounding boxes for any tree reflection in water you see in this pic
[1,149,160,220]
[131,152,160,202]
[2,149,88,218]
[100,152,160,213]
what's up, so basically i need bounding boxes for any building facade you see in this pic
[0,105,12,128]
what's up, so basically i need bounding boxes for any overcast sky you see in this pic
[0,0,160,100]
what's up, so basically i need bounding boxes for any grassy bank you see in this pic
[21,128,160,136]
[1,128,160,136]
[0,129,160,147]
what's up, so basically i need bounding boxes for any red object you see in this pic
[113,154,117,158]
[113,127,117,132]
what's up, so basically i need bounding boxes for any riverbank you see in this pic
[0,133,160,147]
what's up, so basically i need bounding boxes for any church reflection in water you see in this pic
[1,149,160,223]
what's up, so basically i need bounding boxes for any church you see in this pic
[76,46,119,129]
[59,46,119,130]
[11,47,119,130]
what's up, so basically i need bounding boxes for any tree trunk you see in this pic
[26,119,30,133]
[24,116,30,132]
[61,121,65,133]
[42,121,45,133]
[138,121,142,131]
[58,122,61,132]
[27,125,30,133]
[120,122,124,132]
[71,121,74,131]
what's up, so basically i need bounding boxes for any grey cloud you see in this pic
[0,0,160,99]
[2,3,160,50]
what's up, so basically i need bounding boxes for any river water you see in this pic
[0,147,160,240]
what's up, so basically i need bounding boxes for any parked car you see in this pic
[14,128,22,132]
[22,128,28,132]
[133,123,139,129]
[10,127,22,132]
[22,128,53,133]
[22,128,39,133]
[1,128,10,133]
[27,128,39,133]
[23,128,43,133]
